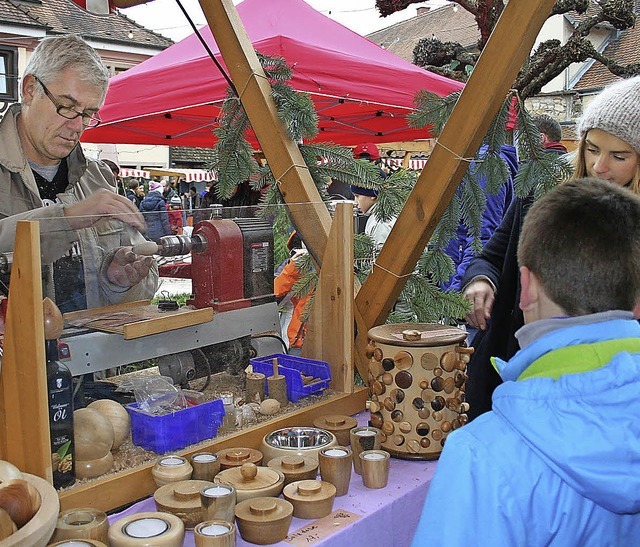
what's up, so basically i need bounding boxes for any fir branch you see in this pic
[458,172,486,245]
[408,90,461,135]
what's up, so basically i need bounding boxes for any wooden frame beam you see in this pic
[0,221,51,480]
[354,0,557,355]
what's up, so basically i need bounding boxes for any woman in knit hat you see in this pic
[459,75,640,421]
[574,75,640,191]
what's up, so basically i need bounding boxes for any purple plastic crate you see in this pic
[126,398,224,454]
[250,353,331,402]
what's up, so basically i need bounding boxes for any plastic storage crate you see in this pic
[126,398,224,454]
[250,353,331,403]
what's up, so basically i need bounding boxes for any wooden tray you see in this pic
[64,300,213,340]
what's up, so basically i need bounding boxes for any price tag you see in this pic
[285,510,362,545]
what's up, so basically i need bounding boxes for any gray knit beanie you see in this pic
[577,75,640,154]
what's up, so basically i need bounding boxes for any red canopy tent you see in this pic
[84,0,463,148]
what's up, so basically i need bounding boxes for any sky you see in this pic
[122,0,450,42]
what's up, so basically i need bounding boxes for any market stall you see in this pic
[0,0,558,545]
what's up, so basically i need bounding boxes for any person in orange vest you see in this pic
[274,231,311,354]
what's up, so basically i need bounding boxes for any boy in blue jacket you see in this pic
[412,178,640,546]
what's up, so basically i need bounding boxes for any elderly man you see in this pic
[0,34,157,311]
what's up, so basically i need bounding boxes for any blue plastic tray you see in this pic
[250,353,331,402]
[126,398,224,454]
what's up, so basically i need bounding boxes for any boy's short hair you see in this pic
[518,178,640,315]
[532,114,562,143]
[127,179,140,190]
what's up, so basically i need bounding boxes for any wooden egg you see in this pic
[282,479,336,519]
[0,474,58,547]
[235,497,293,545]
[87,399,131,450]
[0,461,22,484]
[152,456,193,488]
[258,398,280,416]
[74,408,114,461]
[0,507,17,540]
[76,452,115,480]
[0,478,41,528]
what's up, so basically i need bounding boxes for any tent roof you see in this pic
[84,0,463,148]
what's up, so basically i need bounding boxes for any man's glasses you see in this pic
[33,75,101,128]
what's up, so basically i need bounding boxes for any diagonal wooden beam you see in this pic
[355,0,557,354]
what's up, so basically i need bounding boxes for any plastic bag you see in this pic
[116,375,188,416]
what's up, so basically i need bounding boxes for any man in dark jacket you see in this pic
[126,179,143,208]
[460,116,567,420]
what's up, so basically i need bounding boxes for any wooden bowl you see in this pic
[0,473,59,547]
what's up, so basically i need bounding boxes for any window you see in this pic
[0,47,18,102]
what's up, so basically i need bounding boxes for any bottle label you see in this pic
[48,365,75,489]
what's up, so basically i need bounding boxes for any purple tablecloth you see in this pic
[108,413,437,546]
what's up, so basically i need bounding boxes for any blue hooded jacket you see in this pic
[412,316,640,546]
[441,144,517,291]
[139,190,171,243]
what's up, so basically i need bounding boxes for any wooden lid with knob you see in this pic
[214,463,284,503]
[282,479,336,519]
[216,448,263,470]
[267,455,318,486]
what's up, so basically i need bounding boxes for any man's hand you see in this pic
[106,247,154,288]
[463,279,495,330]
[64,189,146,232]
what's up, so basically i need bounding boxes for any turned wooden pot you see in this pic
[266,455,318,486]
[282,479,336,519]
[366,323,470,460]
[153,479,215,529]
[235,497,293,545]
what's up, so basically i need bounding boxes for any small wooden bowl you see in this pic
[267,455,318,486]
[235,497,293,545]
[216,448,262,471]
[313,415,358,446]
[0,473,59,547]
[193,520,236,547]
[214,463,284,503]
[108,511,184,547]
[283,479,336,519]
[50,507,109,543]
[154,479,215,529]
